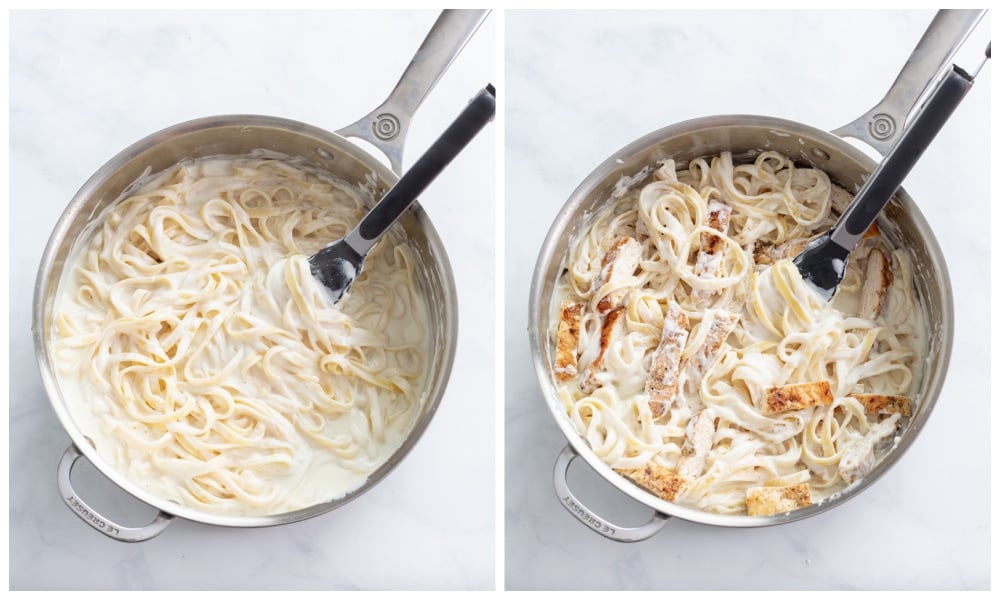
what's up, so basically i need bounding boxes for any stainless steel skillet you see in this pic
[528,9,985,542]
[33,9,488,542]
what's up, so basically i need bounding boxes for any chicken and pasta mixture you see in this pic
[550,151,925,516]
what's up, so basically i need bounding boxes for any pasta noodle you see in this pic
[52,155,430,516]
[551,151,925,515]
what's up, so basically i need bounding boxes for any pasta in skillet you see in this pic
[52,155,430,516]
[551,151,924,516]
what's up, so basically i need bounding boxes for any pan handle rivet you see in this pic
[373,113,401,141]
[868,113,896,140]
[811,147,831,161]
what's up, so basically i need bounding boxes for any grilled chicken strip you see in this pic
[554,301,584,382]
[746,483,811,516]
[763,381,834,415]
[683,310,739,386]
[616,462,687,502]
[849,393,912,417]
[595,236,642,314]
[676,409,717,479]
[646,302,689,418]
[581,306,627,393]
[858,247,892,320]
[692,200,733,305]
[838,413,901,484]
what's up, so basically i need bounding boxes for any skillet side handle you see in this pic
[335,9,490,175]
[57,445,174,543]
[553,444,670,543]
[832,9,984,156]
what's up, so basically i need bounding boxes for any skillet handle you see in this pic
[335,9,490,175]
[352,85,496,249]
[832,9,984,156]
[57,445,174,542]
[553,444,670,543]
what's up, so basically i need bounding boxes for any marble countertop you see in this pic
[504,10,990,590]
[10,10,495,590]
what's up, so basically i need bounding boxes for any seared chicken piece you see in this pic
[863,221,881,239]
[595,236,642,314]
[676,409,717,479]
[849,393,912,417]
[858,247,893,320]
[830,181,885,234]
[753,236,815,266]
[616,462,687,502]
[645,302,689,418]
[581,306,627,392]
[692,200,733,305]
[754,222,879,266]
[746,483,812,516]
[695,200,733,277]
[830,183,854,213]
[683,310,739,385]
[838,413,901,484]
[762,381,834,415]
[554,301,584,382]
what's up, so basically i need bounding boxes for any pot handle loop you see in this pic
[553,444,670,543]
[832,9,985,156]
[57,445,174,542]
[334,9,490,175]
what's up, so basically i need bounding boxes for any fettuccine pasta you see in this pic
[52,155,430,516]
[551,151,925,516]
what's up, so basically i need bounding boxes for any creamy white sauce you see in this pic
[552,151,927,515]
[52,155,430,516]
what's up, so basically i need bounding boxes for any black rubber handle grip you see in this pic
[358,84,496,242]
[840,67,972,239]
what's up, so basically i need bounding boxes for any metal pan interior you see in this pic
[529,114,952,527]
[32,115,458,527]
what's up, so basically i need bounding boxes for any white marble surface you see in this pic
[505,10,990,590]
[9,10,495,590]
